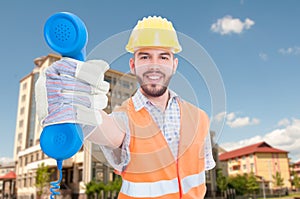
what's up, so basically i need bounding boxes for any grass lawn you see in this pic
[257,193,300,199]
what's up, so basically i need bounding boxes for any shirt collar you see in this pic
[132,88,180,111]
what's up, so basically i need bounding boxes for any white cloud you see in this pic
[259,52,268,61]
[0,157,14,165]
[227,116,260,128]
[278,46,300,55]
[220,135,263,151]
[214,111,226,122]
[220,118,300,162]
[214,111,260,128]
[211,15,255,35]
[277,118,290,127]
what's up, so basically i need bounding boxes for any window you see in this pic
[24,176,27,187]
[17,146,21,155]
[19,120,24,128]
[122,81,130,89]
[19,157,22,166]
[29,176,32,187]
[250,163,254,172]
[123,93,130,99]
[18,133,22,141]
[130,82,135,89]
[243,164,246,170]
[112,78,117,85]
[232,165,240,171]
[117,91,121,98]
[21,94,26,102]
[20,107,25,115]
[104,76,112,83]
[22,83,27,90]
[79,169,83,181]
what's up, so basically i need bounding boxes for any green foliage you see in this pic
[216,169,229,198]
[85,176,122,199]
[246,172,259,195]
[216,169,228,192]
[272,171,284,188]
[272,171,285,197]
[35,163,51,197]
[228,174,248,195]
[293,173,300,190]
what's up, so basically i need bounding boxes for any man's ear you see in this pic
[129,58,135,74]
[173,57,178,75]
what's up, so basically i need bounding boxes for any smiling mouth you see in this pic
[144,73,164,83]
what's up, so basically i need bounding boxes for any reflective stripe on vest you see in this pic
[181,171,205,194]
[120,171,205,197]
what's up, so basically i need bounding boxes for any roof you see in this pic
[294,161,300,165]
[219,141,288,161]
[0,171,16,180]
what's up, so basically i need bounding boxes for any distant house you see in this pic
[219,141,291,190]
[293,161,300,177]
[0,161,16,199]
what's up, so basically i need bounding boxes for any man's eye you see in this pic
[140,56,148,59]
[161,56,169,60]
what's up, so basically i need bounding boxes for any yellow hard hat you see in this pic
[126,16,182,53]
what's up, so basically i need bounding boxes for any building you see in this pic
[13,54,137,199]
[219,141,291,190]
[293,161,300,177]
[0,162,16,199]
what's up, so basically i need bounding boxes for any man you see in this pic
[37,16,215,198]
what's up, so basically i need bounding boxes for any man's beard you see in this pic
[136,74,171,97]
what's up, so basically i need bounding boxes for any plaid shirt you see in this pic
[100,89,215,172]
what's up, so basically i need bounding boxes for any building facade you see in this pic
[219,142,291,191]
[0,162,16,199]
[293,161,300,177]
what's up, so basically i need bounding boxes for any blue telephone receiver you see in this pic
[40,12,88,198]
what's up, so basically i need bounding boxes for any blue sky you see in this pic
[0,0,300,163]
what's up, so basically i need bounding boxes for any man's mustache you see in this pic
[143,71,165,77]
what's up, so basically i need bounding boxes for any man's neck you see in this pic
[140,88,170,111]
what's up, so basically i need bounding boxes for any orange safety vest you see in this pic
[115,98,210,199]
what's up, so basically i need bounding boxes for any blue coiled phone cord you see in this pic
[50,160,63,199]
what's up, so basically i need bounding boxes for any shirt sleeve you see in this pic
[99,111,131,173]
[204,131,216,170]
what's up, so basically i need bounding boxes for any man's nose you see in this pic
[148,64,160,71]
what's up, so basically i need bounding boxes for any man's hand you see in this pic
[35,58,110,128]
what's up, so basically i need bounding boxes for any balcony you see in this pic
[26,158,73,170]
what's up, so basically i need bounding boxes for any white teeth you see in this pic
[148,76,160,80]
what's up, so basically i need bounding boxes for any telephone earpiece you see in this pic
[41,12,88,198]
[41,12,88,161]
[40,123,83,160]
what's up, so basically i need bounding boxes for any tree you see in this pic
[291,171,300,191]
[228,174,248,195]
[246,172,259,198]
[86,180,98,199]
[293,175,300,191]
[35,163,51,198]
[85,176,122,199]
[272,171,284,197]
[216,169,228,198]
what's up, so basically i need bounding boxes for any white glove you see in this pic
[35,58,110,128]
